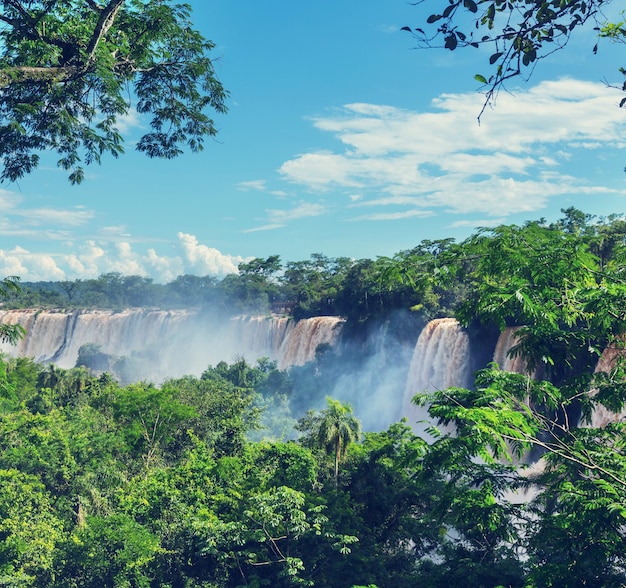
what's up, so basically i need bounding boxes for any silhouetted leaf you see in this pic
[445,34,458,50]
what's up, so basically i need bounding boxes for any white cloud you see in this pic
[0,235,244,283]
[238,180,267,191]
[176,233,244,277]
[278,79,626,218]
[12,207,95,226]
[376,24,400,34]
[237,180,288,199]
[0,247,65,281]
[0,189,22,211]
[266,202,326,224]
[280,151,366,189]
[243,224,284,233]
[349,210,434,221]
[0,186,96,240]
[244,202,327,233]
[448,218,506,228]
[115,108,142,134]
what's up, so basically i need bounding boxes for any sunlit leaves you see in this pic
[446,219,626,383]
[0,1,227,183]
[0,469,63,584]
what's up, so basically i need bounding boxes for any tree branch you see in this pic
[0,65,80,87]
[85,0,125,66]
[4,0,35,26]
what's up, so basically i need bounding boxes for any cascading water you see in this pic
[0,309,195,368]
[587,338,626,428]
[277,316,344,369]
[491,328,626,430]
[230,315,292,362]
[0,309,344,381]
[492,326,531,374]
[402,318,471,433]
[2,309,580,433]
[324,315,417,431]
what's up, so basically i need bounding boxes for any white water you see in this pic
[588,338,626,428]
[325,316,416,431]
[402,318,471,432]
[493,326,532,374]
[278,316,344,369]
[0,309,344,381]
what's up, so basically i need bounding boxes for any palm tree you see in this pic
[317,397,361,488]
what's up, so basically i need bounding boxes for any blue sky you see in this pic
[1,0,626,282]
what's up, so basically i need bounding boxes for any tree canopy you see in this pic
[0,0,227,183]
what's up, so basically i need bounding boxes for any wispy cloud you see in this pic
[243,224,284,233]
[4,78,625,281]
[11,207,95,226]
[244,202,327,233]
[0,187,96,239]
[448,218,506,228]
[238,180,288,198]
[277,78,626,219]
[238,180,267,191]
[266,202,326,224]
[115,108,142,134]
[349,210,435,221]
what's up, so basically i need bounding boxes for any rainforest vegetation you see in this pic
[1,208,626,586]
[2,0,626,585]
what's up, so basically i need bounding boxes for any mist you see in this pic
[0,305,514,435]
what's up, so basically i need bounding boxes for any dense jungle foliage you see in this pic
[3,208,626,586]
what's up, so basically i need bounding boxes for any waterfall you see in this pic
[402,318,471,431]
[0,309,345,381]
[493,327,541,378]
[493,328,626,432]
[493,326,531,373]
[587,339,626,428]
[230,315,292,361]
[277,316,344,369]
[0,309,196,370]
[328,316,415,430]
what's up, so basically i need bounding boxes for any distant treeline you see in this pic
[5,253,450,322]
[6,208,626,327]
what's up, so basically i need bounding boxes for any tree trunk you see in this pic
[334,437,341,488]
